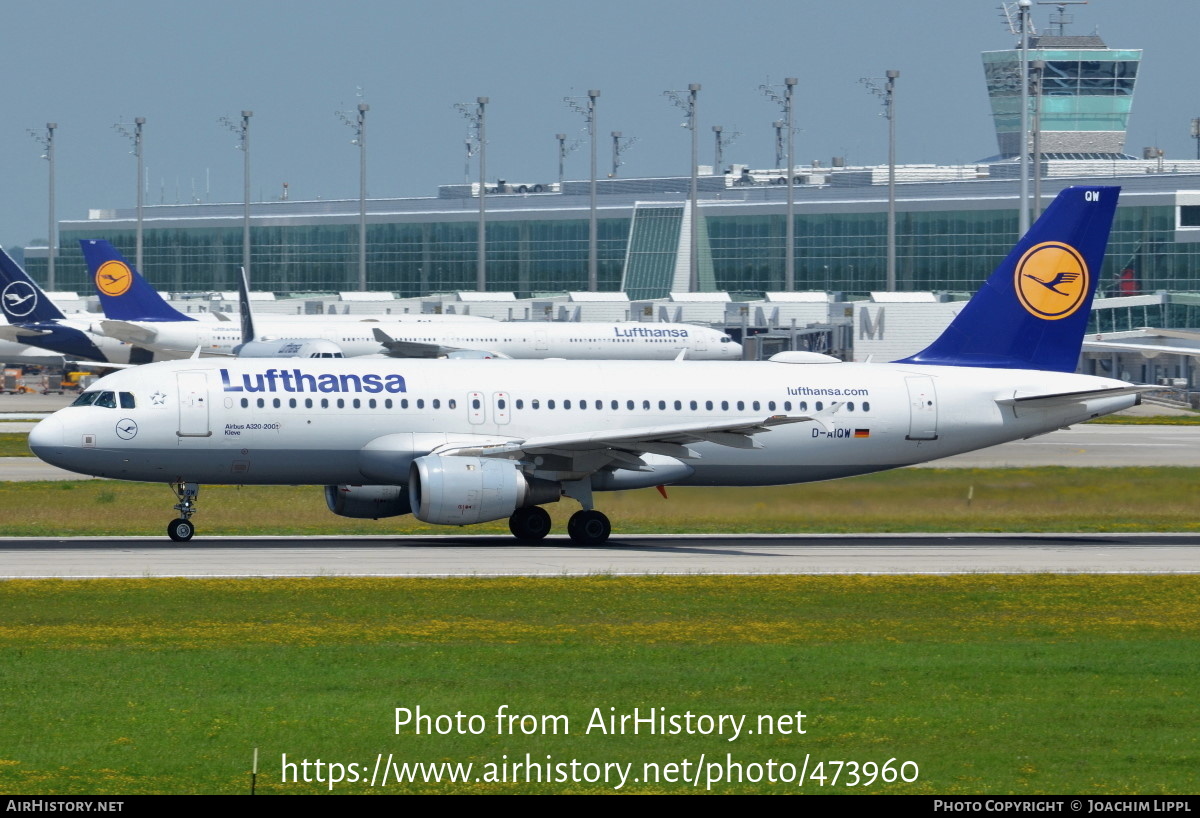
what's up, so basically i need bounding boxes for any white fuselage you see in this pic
[30,357,1135,488]
[94,319,740,360]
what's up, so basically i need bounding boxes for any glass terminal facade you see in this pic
[39,179,1200,306]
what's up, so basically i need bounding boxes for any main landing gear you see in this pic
[505,506,612,545]
[167,482,200,542]
[504,506,613,545]
[505,479,613,546]
[508,506,552,543]
[566,509,611,546]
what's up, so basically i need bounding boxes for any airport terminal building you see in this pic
[35,172,1200,306]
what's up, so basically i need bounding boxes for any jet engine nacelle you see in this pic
[408,455,559,525]
[324,484,412,519]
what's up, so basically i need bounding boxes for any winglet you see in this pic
[78,239,195,323]
[896,186,1119,373]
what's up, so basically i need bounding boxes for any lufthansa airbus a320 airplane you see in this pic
[30,187,1142,545]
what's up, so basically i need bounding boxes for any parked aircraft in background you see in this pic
[32,188,1141,545]
[80,240,740,360]
[231,266,346,359]
[0,245,183,364]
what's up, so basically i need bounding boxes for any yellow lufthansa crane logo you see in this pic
[1013,241,1089,320]
[95,260,133,297]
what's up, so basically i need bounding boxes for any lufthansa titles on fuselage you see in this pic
[219,367,407,394]
[612,327,689,338]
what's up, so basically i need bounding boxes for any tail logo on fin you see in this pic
[2,281,38,318]
[95,260,133,297]
[1014,241,1089,321]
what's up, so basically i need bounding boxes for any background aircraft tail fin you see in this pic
[79,239,195,322]
[897,185,1118,373]
[0,245,68,323]
[236,267,256,344]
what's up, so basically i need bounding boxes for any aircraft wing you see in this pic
[995,384,1152,408]
[98,320,159,345]
[438,414,812,475]
[66,360,138,370]
[371,327,508,359]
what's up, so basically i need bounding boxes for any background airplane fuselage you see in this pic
[99,319,740,360]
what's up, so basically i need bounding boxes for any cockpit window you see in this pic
[720,336,732,343]
[72,390,130,408]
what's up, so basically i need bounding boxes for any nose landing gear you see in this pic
[168,482,200,542]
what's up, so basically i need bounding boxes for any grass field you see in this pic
[0,575,1195,794]
[1087,414,1200,425]
[0,433,30,457]
[1,467,1198,536]
[2,451,1196,794]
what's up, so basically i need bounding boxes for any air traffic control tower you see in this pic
[982,11,1141,158]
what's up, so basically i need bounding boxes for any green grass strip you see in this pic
[0,575,1195,794]
[0,433,32,456]
[1087,414,1200,425]
[2,467,1199,535]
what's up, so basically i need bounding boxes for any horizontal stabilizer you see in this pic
[995,384,1153,407]
[0,325,51,340]
[99,320,159,345]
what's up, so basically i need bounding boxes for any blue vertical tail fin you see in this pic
[0,245,67,323]
[897,185,1118,373]
[78,239,195,322]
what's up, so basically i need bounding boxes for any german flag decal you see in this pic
[854,429,870,438]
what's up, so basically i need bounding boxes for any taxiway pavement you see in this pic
[0,533,1196,577]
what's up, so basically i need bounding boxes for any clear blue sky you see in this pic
[3,0,1197,252]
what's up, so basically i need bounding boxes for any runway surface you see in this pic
[0,533,1196,577]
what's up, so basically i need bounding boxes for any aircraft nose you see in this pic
[27,413,65,459]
